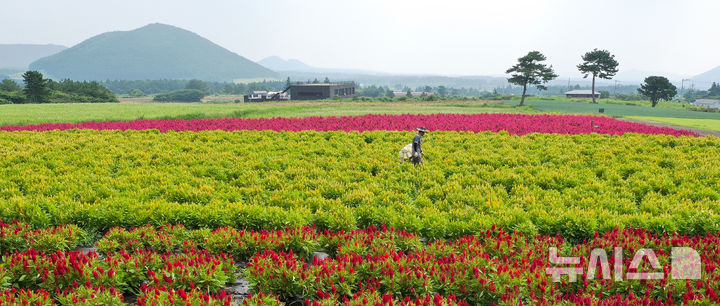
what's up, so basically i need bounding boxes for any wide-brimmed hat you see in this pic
[416,127,429,133]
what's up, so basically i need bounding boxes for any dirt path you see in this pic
[618,117,720,137]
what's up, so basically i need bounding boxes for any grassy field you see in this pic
[627,116,720,132]
[0,101,533,126]
[503,99,720,120]
[4,99,720,132]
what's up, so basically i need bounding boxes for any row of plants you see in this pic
[245,226,720,305]
[0,130,719,240]
[93,224,426,263]
[0,246,236,305]
[0,221,88,254]
[0,113,697,136]
[4,223,720,304]
[0,286,238,305]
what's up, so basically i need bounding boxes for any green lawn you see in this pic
[506,99,720,120]
[0,101,534,126]
[626,116,720,132]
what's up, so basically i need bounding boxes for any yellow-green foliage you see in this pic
[0,130,718,240]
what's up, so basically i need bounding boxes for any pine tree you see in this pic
[22,71,50,103]
[506,51,558,106]
[577,49,619,103]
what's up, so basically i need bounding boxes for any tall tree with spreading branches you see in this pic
[577,49,619,103]
[506,51,558,106]
[638,76,677,107]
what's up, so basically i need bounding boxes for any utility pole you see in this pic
[567,77,571,92]
[613,80,618,98]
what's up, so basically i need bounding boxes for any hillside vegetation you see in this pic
[30,23,277,81]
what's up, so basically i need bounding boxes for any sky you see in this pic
[2,0,719,82]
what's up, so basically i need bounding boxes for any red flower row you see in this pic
[244,226,720,305]
[0,114,697,136]
[2,248,235,295]
[4,224,720,304]
[0,221,87,254]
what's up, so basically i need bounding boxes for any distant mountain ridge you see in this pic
[30,23,276,81]
[693,66,720,83]
[258,56,316,72]
[258,56,389,75]
[0,44,67,69]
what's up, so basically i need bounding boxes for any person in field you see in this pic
[398,127,428,164]
[411,127,427,165]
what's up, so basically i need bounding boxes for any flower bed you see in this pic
[1,224,719,304]
[0,221,87,253]
[0,113,697,136]
[0,131,719,239]
[245,226,720,305]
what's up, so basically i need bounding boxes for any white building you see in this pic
[565,90,600,99]
[692,99,720,109]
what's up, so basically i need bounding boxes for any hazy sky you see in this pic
[2,0,718,81]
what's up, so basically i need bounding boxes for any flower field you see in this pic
[0,112,717,304]
[0,113,698,136]
[0,130,716,239]
[2,223,720,305]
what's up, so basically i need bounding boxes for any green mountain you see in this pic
[0,44,67,70]
[30,23,276,81]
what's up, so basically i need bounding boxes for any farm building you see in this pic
[565,90,600,99]
[243,91,290,102]
[692,99,720,109]
[288,82,355,100]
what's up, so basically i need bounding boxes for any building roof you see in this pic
[693,99,720,106]
[290,82,354,87]
[565,90,600,95]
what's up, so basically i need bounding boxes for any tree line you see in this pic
[102,79,286,96]
[506,49,677,107]
[681,82,720,101]
[0,71,117,104]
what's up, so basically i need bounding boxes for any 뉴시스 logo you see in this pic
[545,247,701,282]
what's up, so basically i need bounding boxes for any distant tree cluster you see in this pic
[710,82,720,97]
[49,79,117,102]
[102,79,286,96]
[354,84,487,99]
[153,89,206,102]
[0,71,117,104]
[219,82,286,95]
[681,82,720,101]
[356,85,394,98]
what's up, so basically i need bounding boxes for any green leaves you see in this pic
[0,130,718,238]
[506,51,558,105]
[577,49,620,80]
[638,76,678,107]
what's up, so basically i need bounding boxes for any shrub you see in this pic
[0,91,25,104]
[56,285,124,305]
[153,89,205,102]
[137,285,233,306]
[0,288,53,305]
[128,89,145,97]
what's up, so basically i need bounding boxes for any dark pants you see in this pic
[411,155,422,165]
